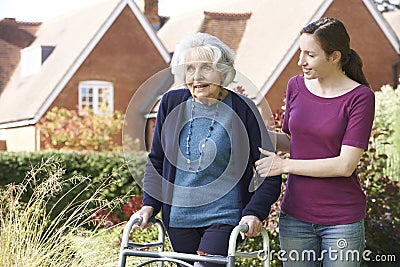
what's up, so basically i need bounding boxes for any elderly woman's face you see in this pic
[184,51,223,101]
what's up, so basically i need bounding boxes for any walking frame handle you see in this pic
[118,216,165,267]
[118,216,270,267]
[227,224,270,266]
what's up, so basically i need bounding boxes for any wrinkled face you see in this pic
[184,50,224,101]
[298,33,336,80]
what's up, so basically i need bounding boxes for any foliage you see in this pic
[38,106,124,151]
[93,195,143,228]
[0,150,147,221]
[372,85,400,181]
[357,86,400,262]
[364,176,400,260]
[0,156,125,267]
[359,127,400,262]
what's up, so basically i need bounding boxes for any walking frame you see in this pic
[118,216,270,267]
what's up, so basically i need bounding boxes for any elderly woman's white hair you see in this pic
[171,32,236,87]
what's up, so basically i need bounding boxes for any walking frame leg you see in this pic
[118,218,270,267]
[118,216,164,267]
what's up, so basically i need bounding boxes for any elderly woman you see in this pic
[132,32,281,267]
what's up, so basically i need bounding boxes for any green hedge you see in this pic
[0,150,147,218]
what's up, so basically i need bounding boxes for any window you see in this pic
[20,45,56,77]
[20,45,42,77]
[78,81,114,114]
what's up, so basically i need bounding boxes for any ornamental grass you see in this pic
[0,157,125,267]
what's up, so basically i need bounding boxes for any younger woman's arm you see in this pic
[256,145,364,178]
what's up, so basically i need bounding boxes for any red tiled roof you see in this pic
[0,40,20,91]
[199,11,252,52]
[0,18,40,47]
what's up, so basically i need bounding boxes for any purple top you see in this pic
[281,75,375,225]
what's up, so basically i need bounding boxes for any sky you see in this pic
[0,0,227,22]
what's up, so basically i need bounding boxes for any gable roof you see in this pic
[0,0,170,129]
[158,0,400,104]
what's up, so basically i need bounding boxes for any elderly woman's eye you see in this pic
[186,65,195,73]
[202,64,213,72]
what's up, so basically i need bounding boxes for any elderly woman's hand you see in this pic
[131,205,154,230]
[239,215,263,238]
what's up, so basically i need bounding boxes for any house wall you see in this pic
[0,129,6,151]
[48,6,168,150]
[266,0,400,113]
[5,126,40,152]
[0,141,6,151]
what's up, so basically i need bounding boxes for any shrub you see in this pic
[0,151,147,223]
[0,156,126,267]
[38,106,124,151]
[373,85,400,181]
[356,86,400,262]
[359,127,400,263]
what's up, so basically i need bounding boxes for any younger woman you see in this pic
[256,17,375,267]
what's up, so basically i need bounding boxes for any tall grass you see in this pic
[0,156,128,267]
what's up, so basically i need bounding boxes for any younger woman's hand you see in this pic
[255,147,285,177]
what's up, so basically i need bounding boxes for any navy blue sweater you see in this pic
[142,89,282,227]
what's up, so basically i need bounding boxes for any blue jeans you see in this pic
[278,210,365,267]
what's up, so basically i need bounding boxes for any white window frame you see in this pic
[78,81,114,115]
[20,45,42,77]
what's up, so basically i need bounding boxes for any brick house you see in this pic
[157,0,400,114]
[0,0,171,151]
[1,0,399,152]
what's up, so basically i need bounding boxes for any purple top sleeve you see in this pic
[281,75,375,225]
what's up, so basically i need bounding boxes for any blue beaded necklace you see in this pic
[185,89,223,172]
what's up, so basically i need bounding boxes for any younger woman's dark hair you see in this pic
[301,17,370,87]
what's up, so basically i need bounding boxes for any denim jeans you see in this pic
[278,210,365,267]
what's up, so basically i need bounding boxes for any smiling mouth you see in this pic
[193,84,209,89]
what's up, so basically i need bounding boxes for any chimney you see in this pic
[3,18,17,24]
[144,0,160,30]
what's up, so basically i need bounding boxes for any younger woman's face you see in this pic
[184,50,224,101]
[297,33,338,80]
